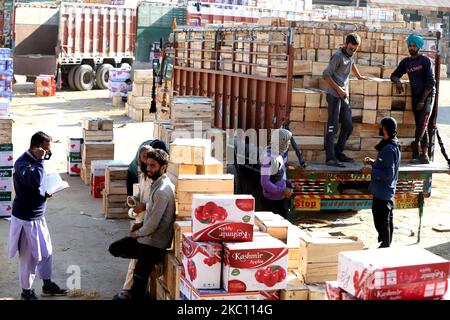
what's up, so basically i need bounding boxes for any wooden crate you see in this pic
[254,217,290,243]
[298,232,364,284]
[102,192,128,219]
[280,273,309,300]
[134,69,153,82]
[169,139,211,165]
[83,129,113,142]
[363,79,378,96]
[82,118,99,131]
[363,96,377,110]
[173,220,192,262]
[170,96,213,128]
[293,60,313,75]
[362,110,377,124]
[163,253,182,300]
[312,62,328,76]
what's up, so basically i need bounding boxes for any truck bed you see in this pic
[289,162,450,174]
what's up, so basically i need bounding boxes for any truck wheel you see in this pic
[74,64,95,91]
[68,66,78,90]
[95,64,113,89]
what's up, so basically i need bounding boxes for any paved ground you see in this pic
[1,79,450,300]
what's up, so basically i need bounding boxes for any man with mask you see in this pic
[391,34,436,164]
[127,139,168,195]
[361,117,401,248]
[323,33,366,167]
[7,131,67,299]
[109,149,175,300]
[260,128,293,219]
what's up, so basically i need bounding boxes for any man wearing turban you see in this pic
[391,34,436,164]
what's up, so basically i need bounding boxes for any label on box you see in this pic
[0,144,13,167]
[91,176,105,199]
[223,237,288,292]
[0,168,13,200]
[67,159,81,176]
[182,233,222,290]
[68,138,82,154]
[337,246,450,300]
[0,200,12,217]
[192,194,255,242]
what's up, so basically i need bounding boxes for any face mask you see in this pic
[345,47,355,56]
[379,128,384,137]
[43,149,52,160]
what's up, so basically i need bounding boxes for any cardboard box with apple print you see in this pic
[192,194,255,242]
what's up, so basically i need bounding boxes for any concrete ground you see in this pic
[1,79,450,300]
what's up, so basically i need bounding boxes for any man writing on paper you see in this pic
[7,131,67,300]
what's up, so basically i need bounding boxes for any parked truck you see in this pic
[12,2,136,90]
[167,24,450,217]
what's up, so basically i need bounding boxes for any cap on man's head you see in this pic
[381,117,397,138]
[406,34,424,49]
[150,139,168,153]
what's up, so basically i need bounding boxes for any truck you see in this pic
[164,23,450,220]
[12,2,136,90]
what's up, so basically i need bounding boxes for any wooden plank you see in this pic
[167,163,197,176]
[83,129,113,142]
[196,158,224,175]
[169,139,210,165]
[363,79,378,96]
[289,107,305,122]
[316,49,331,62]
[293,60,313,75]
[349,79,364,95]
[312,62,328,76]
[378,96,392,110]
[350,94,364,109]
[363,96,377,110]
[370,53,384,67]
[362,110,377,124]
[163,253,181,300]
[377,79,392,96]
[175,174,234,193]
[280,274,309,300]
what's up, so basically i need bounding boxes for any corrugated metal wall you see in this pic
[136,3,186,62]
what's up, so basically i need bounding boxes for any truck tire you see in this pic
[68,66,78,91]
[74,64,95,91]
[96,64,113,89]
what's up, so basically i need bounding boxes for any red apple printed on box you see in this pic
[222,237,289,292]
[192,194,255,242]
[181,233,222,289]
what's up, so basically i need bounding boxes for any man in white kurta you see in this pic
[8,131,67,300]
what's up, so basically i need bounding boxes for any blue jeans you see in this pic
[325,94,353,161]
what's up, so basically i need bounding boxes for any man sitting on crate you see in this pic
[390,34,436,164]
[323,33,367,167]
[109,149,175,300]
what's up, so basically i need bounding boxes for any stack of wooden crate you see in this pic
[166,138,233,219]
[297,231,364,284]
[81,118,115,185]
[102,164,128,219]
[170,96,214,130]
[285,23,428,162]
[126,69,155,122]
[153,121,227,163]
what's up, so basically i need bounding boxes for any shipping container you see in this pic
[136,2,186,62]
[12,2,137,90]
